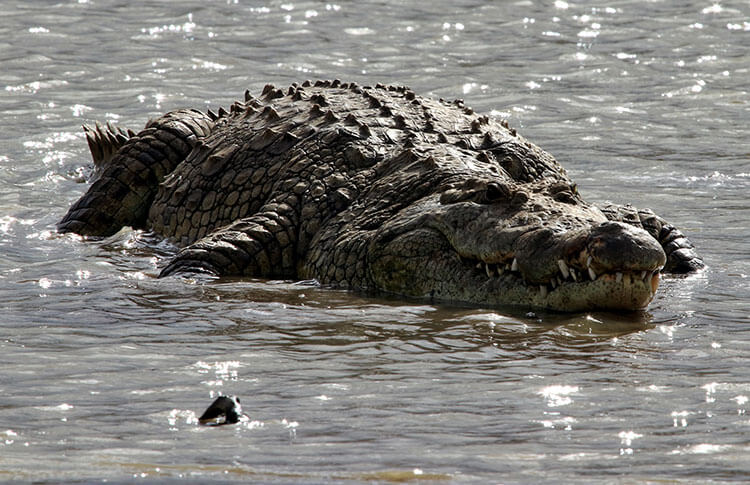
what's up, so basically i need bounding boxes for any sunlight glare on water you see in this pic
[0,0,749,482]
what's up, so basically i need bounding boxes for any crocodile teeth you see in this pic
[587,256,593,268]
[540,285,548,298]
[641,270,648,281]
[588,266,597,281]
[570,268,577,282]
[485,263,493,278]
[557,259,570,279]
[475,262,482,270]
[616,272,623,283]
[650,271,659,294]
[511,258,519,272]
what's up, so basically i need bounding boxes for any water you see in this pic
[1,0,748,482]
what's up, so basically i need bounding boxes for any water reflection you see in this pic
[104,274,661,372]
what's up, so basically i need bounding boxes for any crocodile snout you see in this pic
[586,221,666,273]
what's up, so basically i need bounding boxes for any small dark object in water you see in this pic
[198,395,243,426]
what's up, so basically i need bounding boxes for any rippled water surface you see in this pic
[1,1,749,483]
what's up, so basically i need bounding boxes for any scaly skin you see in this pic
[58,80,703,311]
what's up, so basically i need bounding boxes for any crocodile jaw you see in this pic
[368,226,664,312]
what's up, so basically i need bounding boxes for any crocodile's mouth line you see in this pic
[465,256,661,298]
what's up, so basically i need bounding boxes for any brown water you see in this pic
[1,1,748,483]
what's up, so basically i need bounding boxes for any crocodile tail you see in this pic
[600,203,704,273]
[58,109,215,237]
[642,212,705,273]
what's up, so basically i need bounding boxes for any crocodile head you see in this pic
[367,177,666,312]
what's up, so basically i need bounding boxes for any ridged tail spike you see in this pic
[83,120,132,167]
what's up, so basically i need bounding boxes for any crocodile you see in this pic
[58,80,703,312]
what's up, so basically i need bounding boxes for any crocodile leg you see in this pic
[58,109,213,237]
[159,201,298,278]
[599,203,704,273]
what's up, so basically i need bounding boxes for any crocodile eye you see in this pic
[548,180,579,204]
[484,182,510,202]
[553,190,576,204]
